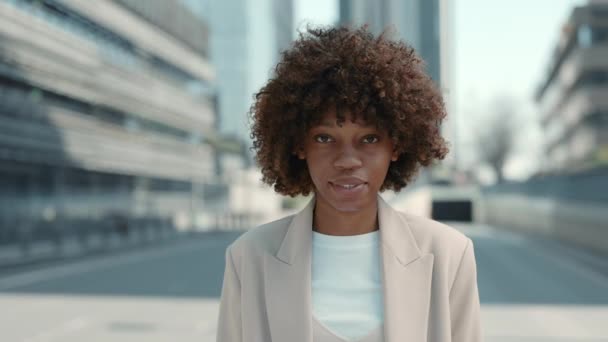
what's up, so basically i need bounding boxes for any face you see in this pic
[295,108,398,213]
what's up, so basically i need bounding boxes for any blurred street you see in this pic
[1,221,607,341]
[0,231,240,341]
[1,0,608,341]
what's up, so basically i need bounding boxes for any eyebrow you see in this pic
[318,120,376,128]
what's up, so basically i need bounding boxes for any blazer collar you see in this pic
[275,194,422,265]
[275,193,315,265]
[265,193,434,342]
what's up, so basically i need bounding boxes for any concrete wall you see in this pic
[479,193,608,254]
[388,182,607,255]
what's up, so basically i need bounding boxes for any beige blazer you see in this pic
[216,194,482,342]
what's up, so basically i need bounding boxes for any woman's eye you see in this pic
[363,135,379,143]
[314,135,332,143]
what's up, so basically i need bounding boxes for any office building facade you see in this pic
[203,0,294,161]
[0,0,237,244]
[535,1,608,172]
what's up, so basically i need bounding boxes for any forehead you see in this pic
[313,109,377,128]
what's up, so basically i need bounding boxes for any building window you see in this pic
[591,26,608,44]
[574,70,608,90]
[577,25,593,48]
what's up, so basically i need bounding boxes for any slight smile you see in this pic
[329,183,365,189]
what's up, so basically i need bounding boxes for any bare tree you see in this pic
[475,96,519,183]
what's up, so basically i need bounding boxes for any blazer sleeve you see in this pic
[448,238,482,342]
[216,245,242,342]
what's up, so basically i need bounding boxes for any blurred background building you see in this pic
[0,0,248,247]
[183,0,294,165]
[1,2,607,342]
[535,0,608,172]
[182,0,295,219]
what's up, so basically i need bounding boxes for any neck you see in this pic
[312,198,379,236]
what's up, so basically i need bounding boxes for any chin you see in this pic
[318,191,372,213]
[331,203,363,213]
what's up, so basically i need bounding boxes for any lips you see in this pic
[332,183,362,189]
[328,177,367,197]
[329,176,367,187]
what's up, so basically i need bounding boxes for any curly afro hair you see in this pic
[249,25,449,197]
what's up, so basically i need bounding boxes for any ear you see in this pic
[391,147,399,162]
[293,146,306,160]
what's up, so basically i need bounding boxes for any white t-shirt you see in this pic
[312,229,384,341]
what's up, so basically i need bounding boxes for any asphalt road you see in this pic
[1,225,607,341]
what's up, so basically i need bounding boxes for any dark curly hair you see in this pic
[249,25,449,197]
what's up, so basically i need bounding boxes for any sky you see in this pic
[294,0,339,33]
[453,0,585,180]
[294,0,586,181]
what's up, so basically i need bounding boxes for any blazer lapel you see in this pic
[265,197,315,342]
[264,195,434,342]
[378,195,434,341]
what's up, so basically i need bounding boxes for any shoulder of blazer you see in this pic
[227,213,295,261]
[395,209,471,271]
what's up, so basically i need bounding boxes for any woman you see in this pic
[216,25,481,342]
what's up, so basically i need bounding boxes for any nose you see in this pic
[333,145,363,170]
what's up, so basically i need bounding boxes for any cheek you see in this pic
[367,148,393,164]
[305,152,335,189]
[366,150,394,176]
[304,155,325,181]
